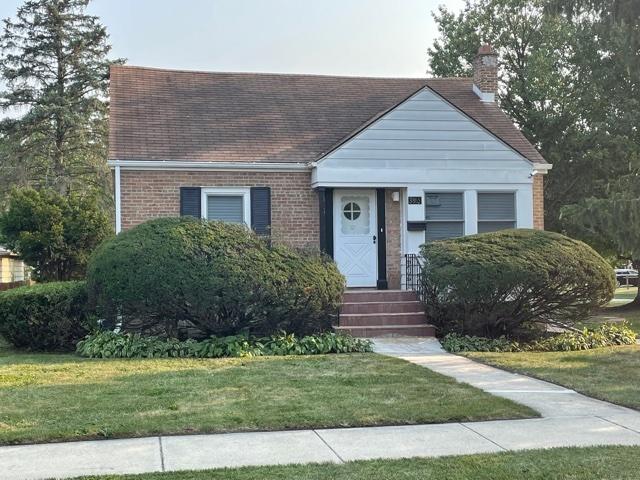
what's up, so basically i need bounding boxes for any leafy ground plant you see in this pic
[76,331,373,359]
[441,323,636,353]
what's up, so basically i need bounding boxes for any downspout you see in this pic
[114,165,122,234]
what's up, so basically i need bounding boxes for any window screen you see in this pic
[424,192,464,242]
[478,192,516,233]
[207,195,244,223]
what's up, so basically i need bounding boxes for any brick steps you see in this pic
[341,301,423,314]
[337,290,435,338]
[343,290,418,303]
[339,312,427,327]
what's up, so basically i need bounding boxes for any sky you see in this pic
[0,0,466,78]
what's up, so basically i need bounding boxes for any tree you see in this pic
[0,0,122,196]
[0,187,111,281]
[561,172,640,306]
[427,0,640,233]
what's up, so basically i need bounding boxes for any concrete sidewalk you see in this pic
[2,339,640,480]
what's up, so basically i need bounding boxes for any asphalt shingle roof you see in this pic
[109,65,545,164]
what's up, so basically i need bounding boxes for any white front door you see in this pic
[333,190,377,287]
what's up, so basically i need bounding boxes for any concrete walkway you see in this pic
[3,339,640,480]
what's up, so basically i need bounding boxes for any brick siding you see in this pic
[533,174,544,230]
[385,190,402,289]
[120,170,319,248]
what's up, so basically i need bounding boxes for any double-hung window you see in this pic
[201,188,251,225]
[424,192,464,242]
[477,192,516,233]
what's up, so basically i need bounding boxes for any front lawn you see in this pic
[0,341,535,445]
[613,286,638,301]
[467,345,640,409]
[594,287,640,333]
[76,446,640,480]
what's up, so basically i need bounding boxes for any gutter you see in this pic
[108,160,312,172]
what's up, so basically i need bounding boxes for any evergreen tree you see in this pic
[0,0,122,196]
[561,172,640,306]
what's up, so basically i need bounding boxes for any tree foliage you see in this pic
[0,187,111,281]
[420,229,615,338]
[0,0,122,196]
[428,0,640,234]
[561,173,640,305]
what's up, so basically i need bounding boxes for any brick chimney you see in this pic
[472,44,498,102]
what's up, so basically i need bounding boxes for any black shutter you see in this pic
[318,187,333,257]
[180,187,201,217]
[250,187,271,235]
[376,188,388,290]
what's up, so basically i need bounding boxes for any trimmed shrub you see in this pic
[87,217,344,337]
[0,281,95,351]
[421,229,616,338]
[76,331,373,359]
[442,323,637,353]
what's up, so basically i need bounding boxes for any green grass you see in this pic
[613,286,638,301]
[75,446,640,480]
[0,340,535,446]
[467,345,640,409]
[618,307,640,333]
[594,287,640,333]
[585,287,640,333]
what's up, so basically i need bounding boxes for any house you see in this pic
[108,45,550,292]
[0,247,28,291]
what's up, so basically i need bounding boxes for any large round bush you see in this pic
[0,281,94,351]
[420,229,615,338]
[87,217,344,337]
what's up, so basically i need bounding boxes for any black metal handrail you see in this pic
[404,253,425,302]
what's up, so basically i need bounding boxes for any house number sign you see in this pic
[408,196,422,205]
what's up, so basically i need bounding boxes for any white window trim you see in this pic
[201,187,251,226]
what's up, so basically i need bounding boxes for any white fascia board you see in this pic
[312,165,535,188]
[108,160,311,172]
[532,163,553,174]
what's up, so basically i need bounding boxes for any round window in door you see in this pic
[341,196,370,235]
[343,202,361,220]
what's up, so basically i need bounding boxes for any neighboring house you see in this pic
[109,45,550,290]
[0,247,28,290]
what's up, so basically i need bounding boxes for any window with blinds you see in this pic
[206,195,244,223]
[478,192,516,233]
[424,192,464,242]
